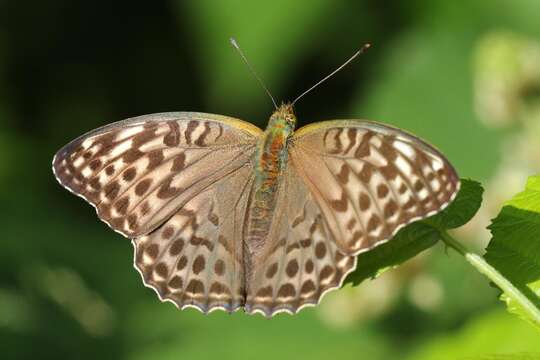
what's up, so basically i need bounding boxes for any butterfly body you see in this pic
[243,105,297,296]
[53,107,459,317]
[247,105,296,236]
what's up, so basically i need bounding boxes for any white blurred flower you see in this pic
[474,31,540,127]
[461,31,540,248]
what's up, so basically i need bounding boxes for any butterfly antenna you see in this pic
[292,43,371,106]
[230,37,278,109]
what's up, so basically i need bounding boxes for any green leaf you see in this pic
[346,179,484,286]
[345,222,439,286]
[485,175,540,329]
[501,279,540,331]
[405,309,540,360]
[426,179,484,229]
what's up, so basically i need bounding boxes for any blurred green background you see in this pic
[1,0,540,359]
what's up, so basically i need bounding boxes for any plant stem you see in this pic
[439,230,540,326]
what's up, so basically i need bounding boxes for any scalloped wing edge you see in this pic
[133,179,460,317]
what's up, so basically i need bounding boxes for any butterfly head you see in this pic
[268,103,296,132]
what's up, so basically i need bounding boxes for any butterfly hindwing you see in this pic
[289,120,460,255]
[53,112,262,238]
[245,164,356,316]
[134,164,254,313]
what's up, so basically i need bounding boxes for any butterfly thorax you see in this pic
[255,103,296,189]
[245,104,296,266]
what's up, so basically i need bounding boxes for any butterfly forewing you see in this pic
[53,112,262,238]
[289,120,460,255]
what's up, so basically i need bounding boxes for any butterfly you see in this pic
[52,41,459,317]
[52,103,459,317]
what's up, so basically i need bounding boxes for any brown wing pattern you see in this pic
[53,112,262,313]
[243,120,459,317]
[53,112,261,238]
[133,164,254,313]
[54,112,460,317]
[290,120,460,256]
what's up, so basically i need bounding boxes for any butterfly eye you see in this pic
[286,116,296,127]
[285,115,296,128]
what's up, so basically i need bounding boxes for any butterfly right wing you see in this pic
[53,112,263,313]
[53,112,262,238]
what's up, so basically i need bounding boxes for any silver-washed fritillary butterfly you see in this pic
[52,41,459,317]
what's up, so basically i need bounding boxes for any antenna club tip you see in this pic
[230,37,238,47]
[364,43,372,49]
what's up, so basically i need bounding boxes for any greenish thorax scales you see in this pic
[254,104,296,189]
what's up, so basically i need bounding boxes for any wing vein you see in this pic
[290,147,347,248]
[141,148,253,228]
[321,156,365,235]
